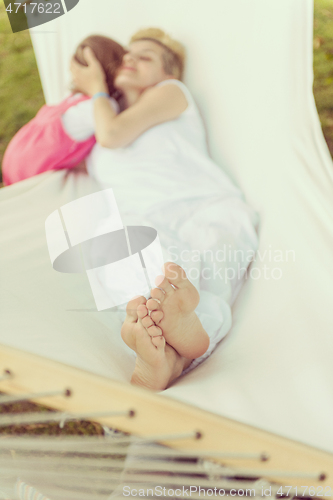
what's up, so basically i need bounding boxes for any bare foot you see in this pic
[121,296,189,390]
[146,263,210,359]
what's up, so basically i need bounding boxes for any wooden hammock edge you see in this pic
[0,343,332,493]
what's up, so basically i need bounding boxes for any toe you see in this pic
[150,288,165,303]
[163,262,188,288]
[142,315,154,329]
[151,335,165,350]
[146,298,161,312]
[137,304,149,321]
[147,324,163,337]
[150,310,164,324]
[155,274,175,295]
[126,296,146,321]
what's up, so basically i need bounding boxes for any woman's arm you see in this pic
[94,84,188,148]
[70,48,188,149]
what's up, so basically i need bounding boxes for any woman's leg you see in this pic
[121,197,258,387]
[173,197,259,373]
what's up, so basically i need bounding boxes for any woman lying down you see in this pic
[68,28,259,390]
[2,27,253,391]
[67,29,257,390]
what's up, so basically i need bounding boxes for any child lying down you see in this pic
[68,28,260,390]
[2,35,125,186]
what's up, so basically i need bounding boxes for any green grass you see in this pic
[0,1,45,184]
[313,0,333,153]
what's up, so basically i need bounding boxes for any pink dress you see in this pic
[2,94,96,186]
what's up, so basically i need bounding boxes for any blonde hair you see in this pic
[130,28,185,80]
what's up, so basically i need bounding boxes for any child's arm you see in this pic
[61,96,119,142]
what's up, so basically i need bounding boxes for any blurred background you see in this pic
[0,0,333,185]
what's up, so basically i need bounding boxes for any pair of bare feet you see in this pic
[121,263,210,391]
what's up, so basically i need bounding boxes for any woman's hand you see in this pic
[70,47,108,96]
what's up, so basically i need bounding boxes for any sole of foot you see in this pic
[145,262,210,359]
[121,295,184,390]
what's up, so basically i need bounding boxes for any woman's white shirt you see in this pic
[86,80,242,216]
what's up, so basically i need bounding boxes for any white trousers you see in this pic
[118,195,259,374]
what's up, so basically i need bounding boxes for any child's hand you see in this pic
[70,47,108,96]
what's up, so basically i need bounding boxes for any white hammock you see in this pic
[0,0,333,498]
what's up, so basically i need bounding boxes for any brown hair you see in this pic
[130,28,186,80]
[73,35,126,97]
